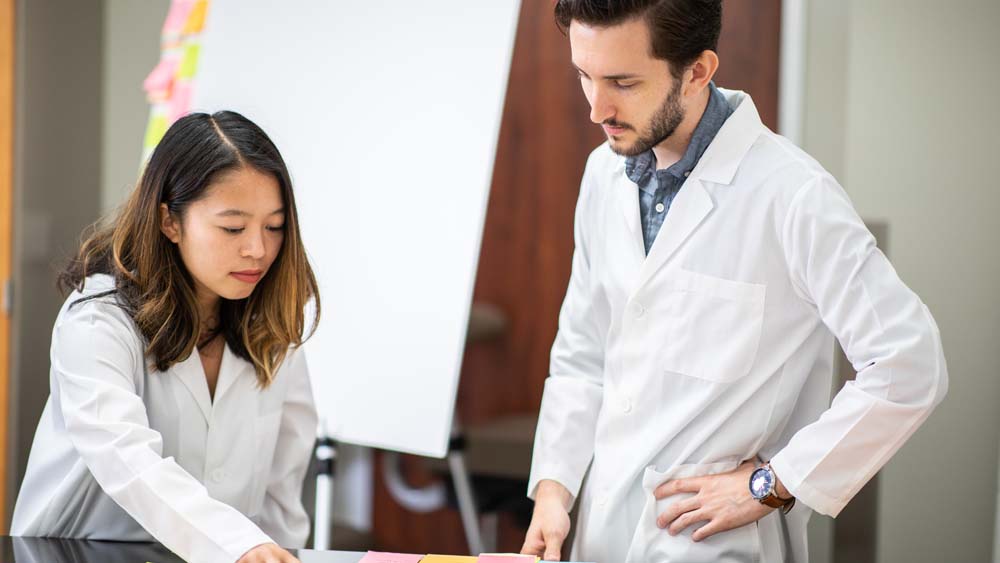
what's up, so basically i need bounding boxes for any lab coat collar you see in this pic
[616,90,765,291]
[172,343,247,423]
[693,88,765,186]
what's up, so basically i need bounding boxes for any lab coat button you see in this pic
[211,468,226,483]
[623,399,633,413]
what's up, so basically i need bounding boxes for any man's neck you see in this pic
[651,88,711,171]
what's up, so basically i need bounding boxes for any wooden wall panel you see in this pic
[373,0,782,553]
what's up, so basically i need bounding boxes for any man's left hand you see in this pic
[653,460,775,542]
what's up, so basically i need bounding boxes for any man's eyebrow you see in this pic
[571,63,640,81]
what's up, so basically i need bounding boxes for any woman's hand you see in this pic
[654,460,775,541]
[236,543,301,563]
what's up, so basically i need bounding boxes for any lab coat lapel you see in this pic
[171,351,212,424]
[636,179,714,289]
[635,89,765,290]
[615,162,648,274]
[212,344,246,404]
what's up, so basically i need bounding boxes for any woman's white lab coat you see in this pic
[527,90,948,562]
[11,274,318,563]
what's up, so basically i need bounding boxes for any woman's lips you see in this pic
[230,271,263,283]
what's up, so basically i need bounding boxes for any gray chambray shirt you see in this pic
[625,83,733,255]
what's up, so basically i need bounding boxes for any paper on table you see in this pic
[359,551,425,563]
[477,555,538,563]
[421,556,478,563]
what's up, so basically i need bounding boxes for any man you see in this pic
[520,1,948,562]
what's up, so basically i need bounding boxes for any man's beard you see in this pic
[606,77,684,157]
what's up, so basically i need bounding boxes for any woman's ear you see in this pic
[160,203,181,243]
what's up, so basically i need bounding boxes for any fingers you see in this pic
[520,533,545,556]
[691,517,726,542]
[667,508,710,536]
[542,528,564,561]
[656,496,701,528]
[654,476,702,499]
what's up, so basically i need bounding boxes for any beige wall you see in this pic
[804,1,1000,561]
[8,0,104,519]
[101,0,168,211]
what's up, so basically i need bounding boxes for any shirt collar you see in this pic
[625,82,733,187]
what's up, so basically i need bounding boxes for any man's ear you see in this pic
[160,203,181,243]
[683,49,720,97]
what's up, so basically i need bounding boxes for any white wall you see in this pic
[101,0,169,211]
[805,1,1000,561]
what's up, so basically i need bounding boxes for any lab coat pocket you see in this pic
[625,461,760,563]
[661,269,765,382]
[248,410,283,516]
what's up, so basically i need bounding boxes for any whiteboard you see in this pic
[193,1,521,458]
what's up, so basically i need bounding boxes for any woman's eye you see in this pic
[266,224,286,232]
[222,227,244,234]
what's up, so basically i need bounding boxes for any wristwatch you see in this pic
[749,463,796,513]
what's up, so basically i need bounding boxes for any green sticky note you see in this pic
[177,43,201,79]
[144,114,168,149]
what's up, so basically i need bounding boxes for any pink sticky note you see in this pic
[143,58,179,101]
[477,556,536,563]
[359,551,425,563]
[168,81,193,121]
[162,0,195,37]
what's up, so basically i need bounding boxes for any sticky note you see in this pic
[168,81,193,121]
[162,0,194,37]
[183,0,209,34]
[177,43,200,79]
[359,552,424,563]
[477,555,537,563]
[421,556,478,563]
[144,114,169,149]
[143,58,178,102]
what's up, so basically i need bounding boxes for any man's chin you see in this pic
[607,136,646,157]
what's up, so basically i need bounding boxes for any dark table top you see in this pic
[0,536,368,563]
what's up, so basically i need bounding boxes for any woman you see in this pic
[11,111,321,563]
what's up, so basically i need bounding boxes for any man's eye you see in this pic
[615,81,636,90]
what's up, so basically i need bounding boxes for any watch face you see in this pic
[750,467,774,500]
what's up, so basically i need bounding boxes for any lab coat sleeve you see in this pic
[51,302,273,563]
[527,156,606,503]
[769,174,948,517]
[255,346,317,547]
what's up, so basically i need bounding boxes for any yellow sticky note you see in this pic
[183,0,208,33]
[421,556,478,563]
[177,43,200,79]
[144,113,169,150]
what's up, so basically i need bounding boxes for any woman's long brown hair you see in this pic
[59,111,320,387]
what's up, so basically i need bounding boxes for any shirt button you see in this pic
[623,398,633,413]
[655,202,665,213]
[211,468,226,483]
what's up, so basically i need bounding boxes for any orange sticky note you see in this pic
[183,0,209,34]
